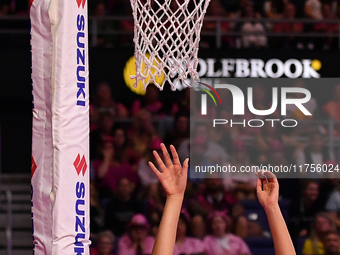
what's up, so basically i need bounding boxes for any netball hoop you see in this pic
[130,0,211,90]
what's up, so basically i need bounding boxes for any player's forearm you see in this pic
[152,194,184,255]
[265,203,296,255]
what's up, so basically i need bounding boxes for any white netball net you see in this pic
[130,0,211,90]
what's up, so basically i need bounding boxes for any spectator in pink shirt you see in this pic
[203,211,251,255]
[131,84,164,117]
[92,139,138,193]
[90,82,128,131]
[117,214,155,255]
[173,210,205,255]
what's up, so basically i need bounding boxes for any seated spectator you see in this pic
[118,1,134,46]
[91,2,117,47]
[90,112,116,160]
[272,3,304,49]
[90,230,116,255]
[173,210,205,255]
[164,113,190,150]
[137,138,164,187]
[189,178,238,216]
[253,122,284,164]
[187,137,213,180]
[131,84,165,117]
[191,214,207,240]
[113,128,140,170]
[178,124,228,165]
[223,140,257,200]
[92,140,138,194]
[268,140,288,167]
[289,180,323,240]
[143,182,167,224]
[304,0,323,49]
[305,0,323,20]
[247,221,266,238]
[323,84,340,136]
[90,81,128,131]
[0,3,9,15]
[128,110,158,157]
[203,211,251,255]
[295,131,331,177]
[201,0,234,48]
[265,140,301,199]
[238,3,267,48]
[323,231,340,255]
[313,3,338,49]
[117,214,155,255]
[105,177,143,237]
[209,109,232,155]
[302,212,336,255]
[253,120,301,165]
[264,0,287,19]
[319,167,340,204]
[188,177,248,238]
[90,181,105,240]
[325,179,340,229]
[171,87,190,117]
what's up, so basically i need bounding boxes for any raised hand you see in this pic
[255,171,279,210]
[148,144,189,197]
[256,171,296,255]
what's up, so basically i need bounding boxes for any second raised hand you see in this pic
[148,143,189,197]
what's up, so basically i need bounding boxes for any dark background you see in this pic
[1,46,339,173]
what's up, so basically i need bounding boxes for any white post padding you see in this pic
[31,0,90,254]
[49,0,90,254]
[31,0,54,254]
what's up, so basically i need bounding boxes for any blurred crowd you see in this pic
[87,80,340,255]
[87,0,340,49]
[2,0,340,49]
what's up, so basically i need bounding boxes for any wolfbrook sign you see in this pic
[174,58,321,90]
[196,58,321,78]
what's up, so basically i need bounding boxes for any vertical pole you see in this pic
[30,0,54,253]
[50,0,90,254]
[31,0,90,254]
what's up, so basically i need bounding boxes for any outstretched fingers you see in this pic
[170,145,181,167]
[148,161,162,178]
[182,158,189,175]
[161,143,173,168]
[152,149,167,173]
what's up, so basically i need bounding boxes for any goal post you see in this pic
[30,0,90,254]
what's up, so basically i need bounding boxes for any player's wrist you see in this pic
[263,201,280,213]
[167,193,184,201]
